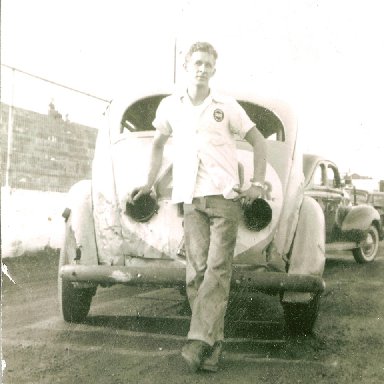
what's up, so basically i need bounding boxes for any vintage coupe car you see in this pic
[303,154,383,263]
[59,92,326,334]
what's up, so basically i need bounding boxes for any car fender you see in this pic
[64,180,98,265]
[288,196,325,276]
[340,204,381,232]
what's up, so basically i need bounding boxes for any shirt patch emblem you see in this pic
[213,109,224,122]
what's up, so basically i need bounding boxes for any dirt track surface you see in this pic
[2,245,384,384]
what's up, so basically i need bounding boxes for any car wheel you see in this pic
[352,224,379,264]
[58,223,96,323]
[281,293,320,335]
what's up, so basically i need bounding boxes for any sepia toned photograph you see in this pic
[1,1,383,383]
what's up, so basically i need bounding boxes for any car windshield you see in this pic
[371,193,384,207]
[120,95,285,141]
[352,190,369,204]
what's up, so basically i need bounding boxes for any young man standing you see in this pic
[130,42,266,372]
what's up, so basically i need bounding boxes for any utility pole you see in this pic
[5,68,15,190]
[173,38,177,84]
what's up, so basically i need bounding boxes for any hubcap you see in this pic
[362,231,376,257]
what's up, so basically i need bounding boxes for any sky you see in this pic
[1,0,384,178]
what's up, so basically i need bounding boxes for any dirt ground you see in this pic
[2,244,384,384]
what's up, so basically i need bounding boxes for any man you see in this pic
[130,42,266,372]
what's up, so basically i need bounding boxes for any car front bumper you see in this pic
[60,261,325,295]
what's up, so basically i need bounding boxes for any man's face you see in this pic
[184,51,216,87]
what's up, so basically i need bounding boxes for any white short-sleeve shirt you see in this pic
[152,91,255,203]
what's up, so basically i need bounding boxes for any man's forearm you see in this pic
[146,144,164,188]
[245,126,267,184]
[252,150,267,183]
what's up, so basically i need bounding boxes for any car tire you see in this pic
[58,223,96,323]
[281,293,321,335]
[352,224,379,264]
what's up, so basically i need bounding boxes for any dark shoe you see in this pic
[181,340,210,372]
[201,341,223,372]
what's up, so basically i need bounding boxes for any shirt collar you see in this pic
[178,89,225,105]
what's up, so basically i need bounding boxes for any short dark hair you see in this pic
[185,42,218,63]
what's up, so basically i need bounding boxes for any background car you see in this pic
[367,192,384,225]
[347,187,370,206]
[58,92,326,334]
[348,188,384,227]
[303,154,383,263]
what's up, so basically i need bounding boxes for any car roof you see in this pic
[108,90,298,145]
